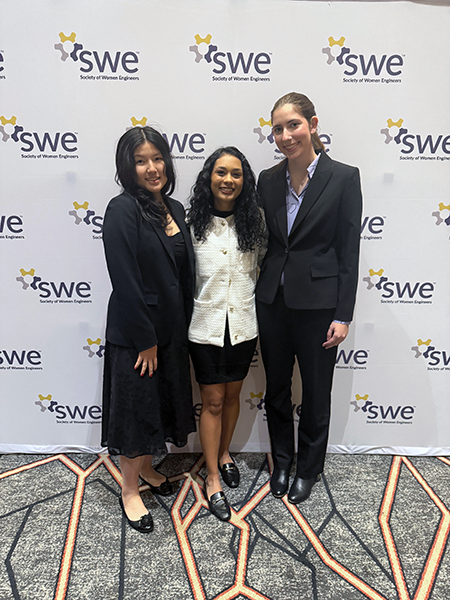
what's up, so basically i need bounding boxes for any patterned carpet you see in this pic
[1,452,450,600]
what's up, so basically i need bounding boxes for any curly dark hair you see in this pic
[115,126,175,226]
[187,147,265,252]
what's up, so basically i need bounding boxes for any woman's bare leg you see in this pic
[199,383,226,497]
[120,455,148,520]
[140,455,166,486]
[218,380,243,467]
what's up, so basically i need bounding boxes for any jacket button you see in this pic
[222,221,226,226]
[222,249,227,254]
[234,335,238,340]
[230,307,234,312]
[285,247,288,253]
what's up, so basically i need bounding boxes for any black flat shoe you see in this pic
[140,475,172,496]
[270,467,290,498]
[219,456,240,488]
[119,497,153,533]
[202,483,231,521]
[288,474,321,504]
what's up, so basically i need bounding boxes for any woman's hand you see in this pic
[134,345,158,377]
[322,322,348,349]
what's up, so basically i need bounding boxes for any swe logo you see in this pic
[69,202,103,238]
[381,118,450,160]
[322,36,403,81]
[432,203,450,228]
[336,348,369,370]
[0,214,24,240]
[16,268,92,303]
[0,349,42,370]
[83,338,105,359]
[189,34,271,81]
[362,268,434,304]
[411,338,450,370]
[0,114,78,157]
[35,394,102,423]
[54,32,139,79]
[351,393,415,423]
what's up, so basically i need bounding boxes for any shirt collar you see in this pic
[286,153,321,188]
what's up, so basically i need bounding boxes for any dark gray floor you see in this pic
[1,453,450,600]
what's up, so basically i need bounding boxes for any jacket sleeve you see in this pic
[334,167,362,322]
[103,195,158,352]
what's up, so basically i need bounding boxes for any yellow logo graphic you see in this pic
[0,115,17,126]
[258,117,271,128]
[417,339,431,347]
[328,36,345,47]
[194,34,212,45]
[386,118,404,129]
[87,338,101,346]
[73,201,89,211]
[58,32,76,43]
[39,394,52,402]
[368,268,384,277]
[19,268,35,277]
[130,116,147,127]
[356,394,369,402]
[438,203,450,211]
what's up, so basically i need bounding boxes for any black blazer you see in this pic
[256,151,362,322]
[102,192,195,352]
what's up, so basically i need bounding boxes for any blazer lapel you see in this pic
[289,151,332,237]
[271,163,289,246]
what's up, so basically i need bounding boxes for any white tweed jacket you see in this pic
[188,215,266,347]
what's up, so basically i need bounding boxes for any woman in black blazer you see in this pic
[256,93,362,504]
[102,126,196,532]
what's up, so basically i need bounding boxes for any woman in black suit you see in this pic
[102,126,196,532]
[256,92,362,504]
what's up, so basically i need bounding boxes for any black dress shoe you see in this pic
[202,484,231,521]
[288,474,321,504]
[140,475,172,496]
[219,456,240,488]
[270,467,290,498]
[119,497,153,533]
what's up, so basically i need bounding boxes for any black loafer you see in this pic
[202,485,231,521]
[288,474,321,504]
[270,467,290,498]
[119,497,153,533]
[140,475,172,496]
[219,457,240,488]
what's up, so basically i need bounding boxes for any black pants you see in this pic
[257,291,337,479]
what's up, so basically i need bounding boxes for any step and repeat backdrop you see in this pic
[1,0,449,454]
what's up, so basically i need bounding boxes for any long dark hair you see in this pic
[115,126,175,225]
[271,92,325,153]
[187,146,265,252]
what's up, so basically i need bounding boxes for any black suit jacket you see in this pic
[256,151,362,322]
[102,192,195,352]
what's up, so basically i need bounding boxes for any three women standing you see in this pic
[102,127,196,532]
[188,147,266,521]
[256,93,362,503]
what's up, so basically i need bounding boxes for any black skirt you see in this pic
[189,323,257,385]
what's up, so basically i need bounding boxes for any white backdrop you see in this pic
[1,0,449,455]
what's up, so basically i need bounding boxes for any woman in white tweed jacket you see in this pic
[187,147,266,521]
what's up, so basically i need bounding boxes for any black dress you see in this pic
[102,232,195,458]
